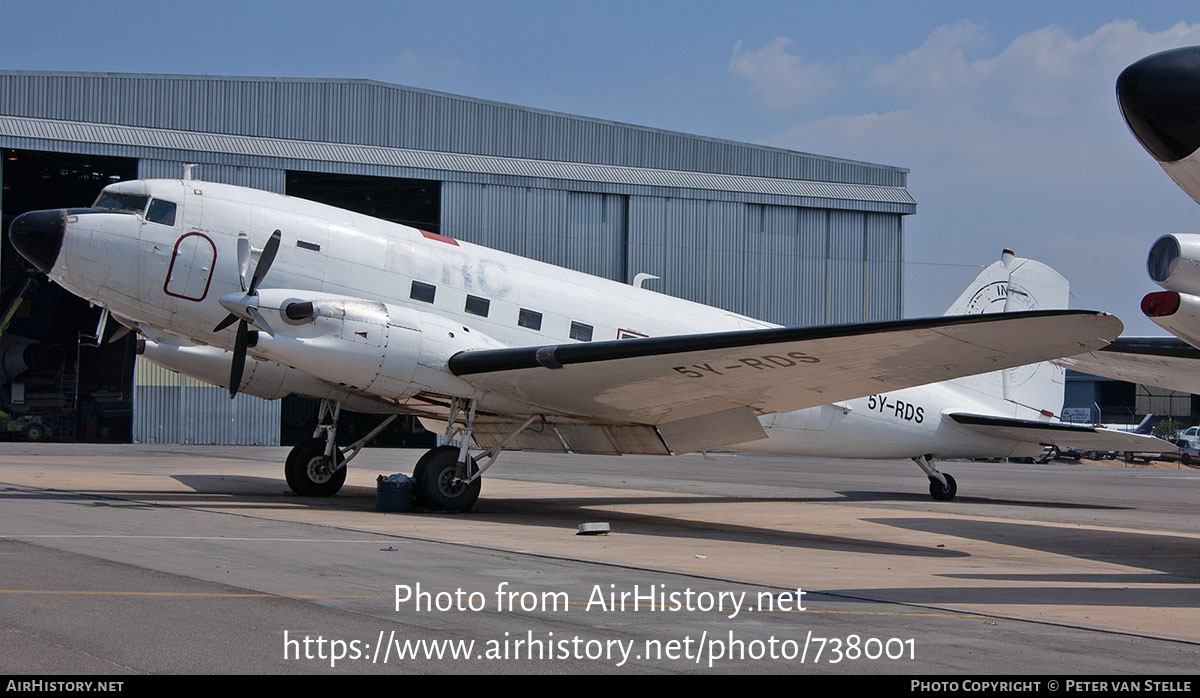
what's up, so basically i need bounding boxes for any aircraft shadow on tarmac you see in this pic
[2,476,970,560]
[827,491,1130,510]
[813,519,1200,610]
[866,517,1200,579]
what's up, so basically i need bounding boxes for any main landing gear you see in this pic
[283,396,536,513]
[410,398,537,512]
[912,454,958,501]
[284,399,399,498]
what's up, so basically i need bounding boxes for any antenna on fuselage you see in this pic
[632,272,660,289]
[183,164,198,181]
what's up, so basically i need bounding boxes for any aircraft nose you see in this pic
[8,209,65,274]
[1117,46,1200,163]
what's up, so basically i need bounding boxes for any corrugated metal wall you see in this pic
[133,357,280,445]
[131,158,283,445]
[442,183,629,280]
[511,193,910,327]
[138,159,286,193]
[864,213,903,322]
[0,72,908,187]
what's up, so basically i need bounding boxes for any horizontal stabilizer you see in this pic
[950,413,1173,452]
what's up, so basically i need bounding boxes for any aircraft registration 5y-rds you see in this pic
[7,178,1152,510]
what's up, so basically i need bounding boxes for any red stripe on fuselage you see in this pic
[421,230,459,246]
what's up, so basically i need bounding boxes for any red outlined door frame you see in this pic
[163,232,217,302]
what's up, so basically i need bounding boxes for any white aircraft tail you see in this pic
[944,250,1069,419]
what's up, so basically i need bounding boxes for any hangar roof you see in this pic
[0,71,908,186]
[0,114,915,212]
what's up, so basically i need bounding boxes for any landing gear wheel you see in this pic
[23,423,48,442]
[285,437,347,497]
[413,445,481,512]
[928,473,957,501]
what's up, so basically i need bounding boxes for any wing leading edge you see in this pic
[448,310,1123,428]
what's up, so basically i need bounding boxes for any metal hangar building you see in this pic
[0,71,916,445]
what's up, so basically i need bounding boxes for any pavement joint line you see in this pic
[0,589,986,617]
[4,480,1200,648]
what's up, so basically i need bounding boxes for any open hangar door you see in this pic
[0,149,138,442]
[281,170,441,447]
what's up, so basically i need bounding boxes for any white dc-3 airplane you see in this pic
[8,177,1167,510]
[1058,45,1200,394]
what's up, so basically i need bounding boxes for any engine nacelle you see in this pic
[138,338,391,412]
[1147,234,1200,296]
[1141,290,1200,348]
[244,290,503,400]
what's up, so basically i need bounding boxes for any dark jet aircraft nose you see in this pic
[8,209,65,274]
[1117,46,1200,163]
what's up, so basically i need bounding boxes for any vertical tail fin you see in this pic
[947,250,1069,419]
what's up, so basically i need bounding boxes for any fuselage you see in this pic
[12,178,1048,460]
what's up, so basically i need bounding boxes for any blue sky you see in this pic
[4,1,1200,333]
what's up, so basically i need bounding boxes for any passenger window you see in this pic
[518,308,542,331]
[465,295,490,317]
[410,281,436,304]
[570,321,593,342]
[146,199,177,226]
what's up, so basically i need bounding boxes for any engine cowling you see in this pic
[1140,290,1200,348]
[1147,234,1200,295]
[242,289,504,400]
[138,338,391,412]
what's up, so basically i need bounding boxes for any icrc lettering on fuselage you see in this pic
[672,351,820,378]
[387,241,513,298]
[867,394,924,423]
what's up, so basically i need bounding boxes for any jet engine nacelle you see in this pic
[1141,290,1200,348]
[244,290,502,400]
[1147,234,1200,296]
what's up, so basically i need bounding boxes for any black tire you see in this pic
[23,423,48,442]
[929,473,957,501]
[284,437,347,497]
[412,445,481,512]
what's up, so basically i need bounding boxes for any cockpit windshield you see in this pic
[93,191,149,215]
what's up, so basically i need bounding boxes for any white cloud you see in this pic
[728,38,838,107]
[730,21,1200,332]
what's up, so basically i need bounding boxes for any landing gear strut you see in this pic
[912,454,958,501]
[410,398,539,512]
[283,398,399,497]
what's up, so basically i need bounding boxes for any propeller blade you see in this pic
[247,230,281,296]
[236,233,250,292]
[229,320,248,399]
[213,313,240,333]
[247,306,274,336]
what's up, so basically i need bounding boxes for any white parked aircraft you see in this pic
[8,178,1158,509]
[1062,46,1200,391]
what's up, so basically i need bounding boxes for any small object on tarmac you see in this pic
[377,474,415,513]
[577,522,610,536]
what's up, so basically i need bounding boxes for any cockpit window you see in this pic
[93,191,149,214]
[146,199,178,226]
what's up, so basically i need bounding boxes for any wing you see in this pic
[1057,336,1200,395]
[449,310,1121,426]
[949,413,1174,452]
